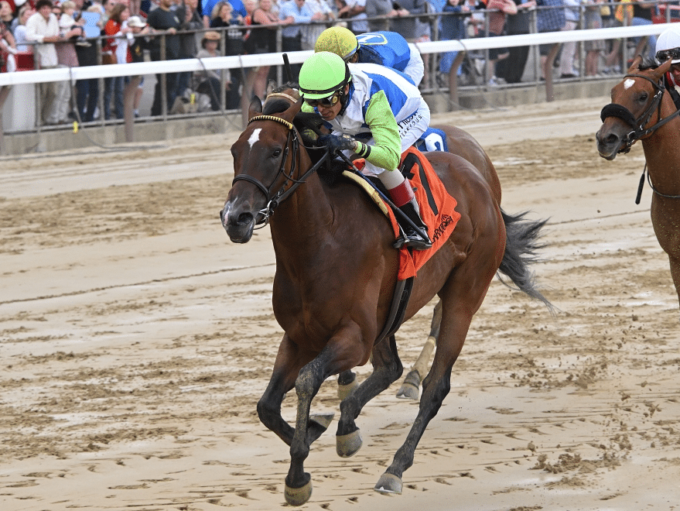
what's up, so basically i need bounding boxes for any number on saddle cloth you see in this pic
[415,127,448,154]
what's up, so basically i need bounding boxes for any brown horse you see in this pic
[221,97,549,506]
[263,89,505,401]
[596,56,680,309]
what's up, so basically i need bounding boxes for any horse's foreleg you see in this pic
[337,370,358,400]
[286,330,364,506]
[375,310,470,494]
[336,335,403,457]
[396,300,442,400]
[667,254,680,320]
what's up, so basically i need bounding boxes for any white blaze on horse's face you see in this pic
[624,79,635,90]
[248,128,262,149]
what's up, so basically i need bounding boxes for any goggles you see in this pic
[304,91,341,108]
[656,47,680,63]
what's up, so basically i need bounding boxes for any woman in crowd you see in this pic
[211,0,245,109]
[194,30,224,110]
[246,0,278,99]
[13,4,33,51]
[103,3,131,120]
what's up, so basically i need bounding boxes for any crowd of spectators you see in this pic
[0,0,669,124]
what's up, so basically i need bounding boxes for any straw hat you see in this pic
[201,31,221,48]
[128,16,147,29]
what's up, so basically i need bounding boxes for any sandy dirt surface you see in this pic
[1,97,679,511]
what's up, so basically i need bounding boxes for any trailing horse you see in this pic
[597,56,680,310]
[221,97,549,506]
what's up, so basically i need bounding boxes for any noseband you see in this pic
[231,115,329,227]
[600,73,680,153]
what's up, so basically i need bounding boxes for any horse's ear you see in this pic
[627,55,643,74]
[654,58,673,80]
[280,97,304,124]
[248,96,263,120]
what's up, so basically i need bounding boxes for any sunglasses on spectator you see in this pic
[656,48,680,62]
[305,92,340,108]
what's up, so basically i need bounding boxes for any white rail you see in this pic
[0,23,673,87]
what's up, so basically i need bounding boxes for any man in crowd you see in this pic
[279,0,324,81]
[147,0,182,115]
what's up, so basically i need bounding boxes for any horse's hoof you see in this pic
[374,472,403,494]
[310,413,334,431]
[284,476,313,506]
[396,380,420,400]
[336,428,362,457]
[337,378,359,400]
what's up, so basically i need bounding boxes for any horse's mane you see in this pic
[638,56,660,71]
[263,82,300,115]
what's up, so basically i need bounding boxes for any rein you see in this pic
[600,73,680,153]
[231,114,330,226]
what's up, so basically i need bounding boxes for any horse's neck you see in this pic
[641,95,680,195]
[269,160,335,263]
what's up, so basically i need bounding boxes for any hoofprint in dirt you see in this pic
[1,98,679,510]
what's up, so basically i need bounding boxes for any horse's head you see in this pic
[596,55,672,160]
[221,96,303,243]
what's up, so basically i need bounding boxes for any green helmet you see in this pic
[299,52,351,100]
[314,26,359,62]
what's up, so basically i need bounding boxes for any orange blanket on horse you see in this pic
[345,147,460,281]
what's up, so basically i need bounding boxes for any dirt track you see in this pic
[1,97,679,511]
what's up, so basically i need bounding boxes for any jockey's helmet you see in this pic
[656,27,680,64]
[314,26,359,62]
[299,52,352,101]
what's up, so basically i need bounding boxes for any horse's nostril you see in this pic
[606,134,620,145]
[237,212,254,226]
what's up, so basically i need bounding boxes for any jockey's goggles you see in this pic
[656,47,680,63]
[304,91,341,108]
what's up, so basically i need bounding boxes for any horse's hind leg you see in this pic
[396,300,442,400]
[336,335,403,457]
[337,370,358,400]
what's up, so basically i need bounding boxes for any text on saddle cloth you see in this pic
[343,147,461,281]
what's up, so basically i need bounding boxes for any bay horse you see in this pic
[221,97,549,505]
[263,88,508,401]
[596,55,680,309]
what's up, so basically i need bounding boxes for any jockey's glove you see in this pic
[319,134,358,153]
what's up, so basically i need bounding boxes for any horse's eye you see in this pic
[272,149,282,158]
[639,92,649,102]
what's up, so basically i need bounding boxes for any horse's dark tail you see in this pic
[498,209,554,311]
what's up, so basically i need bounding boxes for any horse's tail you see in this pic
[498,209,554,311]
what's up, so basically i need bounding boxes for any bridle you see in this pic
[600,73,680,154]
[600,73,680,202]
[230,114,330,227]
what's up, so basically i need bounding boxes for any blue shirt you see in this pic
[279,0,314,38]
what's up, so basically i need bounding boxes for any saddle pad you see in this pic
[343,146,461,280]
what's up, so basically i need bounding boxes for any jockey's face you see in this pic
[671,63,680,84]
[316,84,348,121]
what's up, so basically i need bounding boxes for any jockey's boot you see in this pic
[388,179,432,251]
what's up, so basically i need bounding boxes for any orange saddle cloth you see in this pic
[344,147,461,281]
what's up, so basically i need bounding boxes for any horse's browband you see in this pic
[249,115,293,131]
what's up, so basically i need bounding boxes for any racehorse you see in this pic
[221,96,549,506]
[263,88,508,401]
[596,56,680,309]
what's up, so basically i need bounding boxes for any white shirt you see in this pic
[25,12,60,68]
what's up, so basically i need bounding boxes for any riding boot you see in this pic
[386,179,432,251]
[395,198,432,250]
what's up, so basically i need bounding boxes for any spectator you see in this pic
[26,0,80,124]
[54,1,82,121]
[337,0,367,35]
[13,4,34,50]
[601,0,621,74]
[0,1,15,27]
[176,0,203,98]
[485,0,516,86]
[302,0,333,51]
[202,0,246,27]
[246,0,279,98]
[194,30,222,109]
[559,0,578,78]
[103,3,130,119]
[74,4,102,122]
[389,0,425,42]
[536,0,565,80]
[583,0,604,75]
[438,0,467,78]
[365,0,406,32]
[147,0,182,116]
[497,0,535,83]
[279,0,323,81]
[127,15,150,116]
[210,1,244,109]
[463,0,485,37]
[630,0,656,60]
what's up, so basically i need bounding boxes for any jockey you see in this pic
[314,26,425,87]
[298,51,432,250]
[655,26,680,110]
